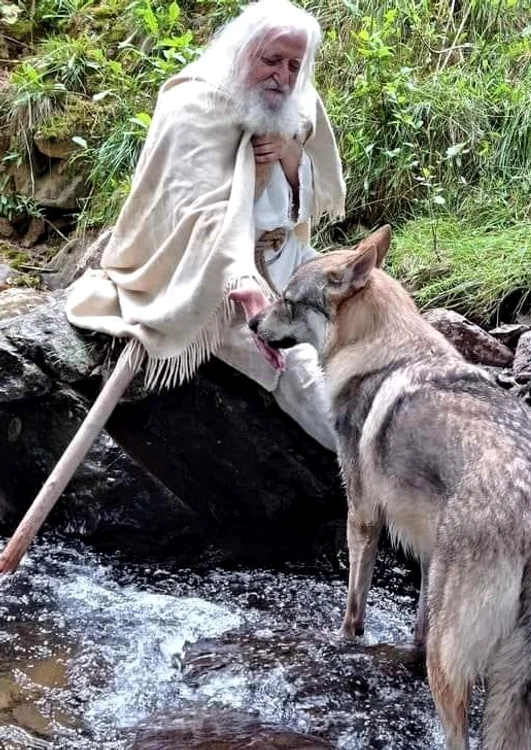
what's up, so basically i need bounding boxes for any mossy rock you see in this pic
[36,95,113,143]
[0,243,32,270]
[1,18,34,44]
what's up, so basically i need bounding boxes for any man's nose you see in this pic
[273,61,290,87]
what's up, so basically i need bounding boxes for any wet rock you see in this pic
[10,702,51,738]
[0,386,203,546]
[423,308,514,366]
[0,339,51,401]
[0,291,343,562]
[489,322,531,349]
[131,708,336,750]
[513,331,531,380]
[0,290,105,384]
[104,358,344,561]
[0,287,53,321]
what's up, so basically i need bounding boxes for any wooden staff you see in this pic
[0,342,141,574]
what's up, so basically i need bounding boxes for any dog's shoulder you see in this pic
[333,358,408,441]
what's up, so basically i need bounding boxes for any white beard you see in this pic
[230,81,303,137]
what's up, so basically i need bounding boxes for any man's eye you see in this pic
[261,57,276,66]
[289,62,301,73]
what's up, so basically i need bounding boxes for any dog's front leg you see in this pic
[340,505,383,638]
[413,554,430,651]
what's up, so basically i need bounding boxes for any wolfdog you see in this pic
[246,226,531,750]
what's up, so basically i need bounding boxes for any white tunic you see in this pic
[253,154,318,291]
[216,154,318,390]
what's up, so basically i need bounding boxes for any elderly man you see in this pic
[66,0,345,451]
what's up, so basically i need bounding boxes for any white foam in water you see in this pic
[0,538,479,749]
[53,578,242,729]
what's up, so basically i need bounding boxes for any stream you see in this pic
[0,533,481,749]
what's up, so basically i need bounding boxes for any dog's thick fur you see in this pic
[249,226,531,750]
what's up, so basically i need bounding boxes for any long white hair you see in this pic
[186,0,322,103]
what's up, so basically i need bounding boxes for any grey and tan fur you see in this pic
[249,226,531,750]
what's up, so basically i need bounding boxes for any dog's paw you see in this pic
[339,619,364,639]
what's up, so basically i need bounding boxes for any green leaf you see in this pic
[167,2,181,25]
[130,112,152,129]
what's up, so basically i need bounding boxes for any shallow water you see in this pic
[0,534,480,749]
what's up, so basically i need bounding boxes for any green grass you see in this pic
[2,0,531,320]
[388,218,531,325]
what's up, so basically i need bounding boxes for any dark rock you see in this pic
[0,290,344,564]
[423,308,514,366]
[0,386,204,552]
[105,358,344,562]
[513,331,531,380]
[489,322,531,349]
[0,339,51,401]
[0,290,106,385]
[131,708,336,750]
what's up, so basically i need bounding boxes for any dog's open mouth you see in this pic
[228,287,287,372]
[250,333,286,372]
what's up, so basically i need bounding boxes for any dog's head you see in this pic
[249,225,392,357]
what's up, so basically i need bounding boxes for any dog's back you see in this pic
[331,269,531,749]
[251,225,531,748]
[347,348,531,747]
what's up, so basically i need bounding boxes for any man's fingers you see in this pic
[253,144,277,155]
[255,154,278,163]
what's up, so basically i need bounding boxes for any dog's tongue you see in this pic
[228,288,286,372]
[251,332,286,371]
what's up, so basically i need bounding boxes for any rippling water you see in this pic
[0,534,480,749]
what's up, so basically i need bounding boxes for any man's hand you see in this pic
[251,133,289,164]
[252,134,302,166]
[228,287,271,320]
[252,133,302,204]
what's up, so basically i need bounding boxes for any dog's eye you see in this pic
[284,298,295,316]
[328,272,343,287]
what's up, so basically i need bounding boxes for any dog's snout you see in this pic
[248,314,261,333]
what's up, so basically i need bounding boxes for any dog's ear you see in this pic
[355,225,391,267]
[329,245,378,294]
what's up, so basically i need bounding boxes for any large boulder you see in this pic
[0,290,344,564]
[423,308,514,367]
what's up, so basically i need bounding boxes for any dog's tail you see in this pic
[428,550,531,749]
[482,560,531,750]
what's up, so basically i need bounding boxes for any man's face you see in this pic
[246,31,307,111]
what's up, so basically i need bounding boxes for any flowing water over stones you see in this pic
[0,534,481,749]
